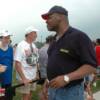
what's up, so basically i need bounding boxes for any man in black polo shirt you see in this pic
[40,5,97,100]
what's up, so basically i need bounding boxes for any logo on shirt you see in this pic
[60,48,69,54]
[25,49,32,56]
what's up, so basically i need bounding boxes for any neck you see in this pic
[56,23,69,37]
[0,42,8,50]
[25,38,32,44]
[1,42,8,47]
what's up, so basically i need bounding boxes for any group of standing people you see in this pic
[0,5,98,100]
[0,26,39,100]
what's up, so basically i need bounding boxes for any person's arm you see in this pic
[67,33,97,81]
[14,44,31,84]
[15,61,30,85]
[67,64,96,82]
[15,61,25,80]
[49,65,96,88]
[40,79,49,100]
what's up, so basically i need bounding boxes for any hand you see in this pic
[21,78,31,86]
[0,65,7,73]
[40,91,48,100]
[87,95,94,100]
[40,80,49,100]
[49,75,69,88]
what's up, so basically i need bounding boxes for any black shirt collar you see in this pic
[55,26,73,42]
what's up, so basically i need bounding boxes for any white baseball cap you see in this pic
[25,26,39,35]
[0,30,12,37]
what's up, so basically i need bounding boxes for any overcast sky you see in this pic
[0,0,100,44]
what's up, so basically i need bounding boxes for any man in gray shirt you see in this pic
[39,35,54,80]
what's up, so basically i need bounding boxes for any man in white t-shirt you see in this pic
[14,26,39,100]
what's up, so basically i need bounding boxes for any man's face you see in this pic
[28,31,37,42]
[2,36,11,46]
[46,13,61,31]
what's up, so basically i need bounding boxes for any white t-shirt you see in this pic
[14,40,39,80]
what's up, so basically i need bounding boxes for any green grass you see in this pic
[92,79,100,93]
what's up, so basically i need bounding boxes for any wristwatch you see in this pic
[64,75,70,83]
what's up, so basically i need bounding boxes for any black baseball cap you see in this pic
[41,5,68,20]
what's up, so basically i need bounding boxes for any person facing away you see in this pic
[0,30,13,100]
[40,5,97,100]
[14,26,39,100]
[38,35,54,84]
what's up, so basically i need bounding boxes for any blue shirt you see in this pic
[0,46,13,85]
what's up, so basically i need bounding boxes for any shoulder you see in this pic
[96,46,100,49]
[96,46,100,52]
[63,27,90,44]
[40,44,48,51]
[39,46,47,54]
[68,27,89,38]
[19,40,26,45]
[17,40,27,48]
[68,27,91,43]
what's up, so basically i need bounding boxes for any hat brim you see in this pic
[41,13,50,20]
[2,35,12,37]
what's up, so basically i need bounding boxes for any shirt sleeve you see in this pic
[78,33,97,68]
[14,44,23,62]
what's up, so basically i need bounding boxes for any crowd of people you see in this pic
[0,5,100,100]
